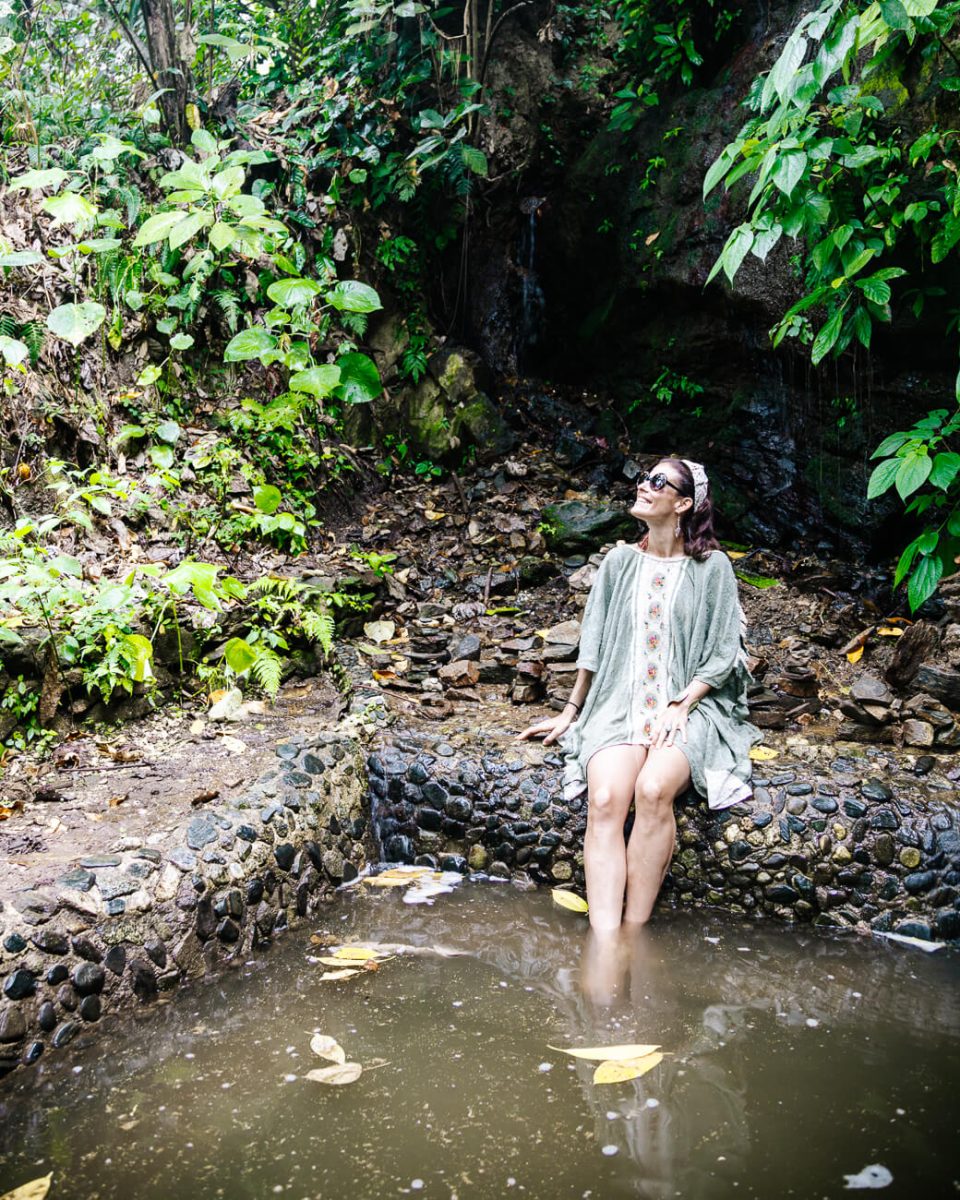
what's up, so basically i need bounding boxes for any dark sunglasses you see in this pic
[637,471,684,495]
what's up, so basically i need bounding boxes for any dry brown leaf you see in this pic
[0,799,24,822]
[332,947,381,961]
[310,1034,346,1064]
[593,1052,664,1084]
[108,793,128,808]
[305,1061,362,1086]
[0,1175,53,1200]
[549,1043,661,1062]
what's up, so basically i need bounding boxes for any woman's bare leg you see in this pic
[585,744,647,931]
[623,745,690,926]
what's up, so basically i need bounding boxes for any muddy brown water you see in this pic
[0,883,957,1200]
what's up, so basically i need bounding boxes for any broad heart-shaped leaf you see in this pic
[162,561,221,609]
[0,335,28,366]
[326,280,382,313]
[46,302,106,346]
[895,449,932,500]
[289,364,341,398]
[929,451,960,491]
[224,327,277,362]
[120,633,154,682]
[549,1044,660,1062]
[253,484,281,514]
[156,420,181,444]
[867,457,900,499]
[8,167,69,191]
[133,210,187,247]
[148,444,175,469]
[41,192,97,228]
[170,333,194,351]
[0,1172,53,1200]
[593,1052,664,1085]
[266,277,323,307]
[223,636,258,674]
[0,250,43,267]
[908,552,943,612]
[334,352,382,404]
[771,149,806,197]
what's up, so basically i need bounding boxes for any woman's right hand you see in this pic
[516,712,574,745]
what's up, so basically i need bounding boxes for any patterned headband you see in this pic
[682,459,709,512]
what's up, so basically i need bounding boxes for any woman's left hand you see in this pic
[651,701,689,749]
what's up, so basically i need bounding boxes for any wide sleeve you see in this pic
[690,553,744,690]
[575,546,625,672]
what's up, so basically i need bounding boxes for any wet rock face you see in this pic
[368,732,960,941]
[0,732,368,1079]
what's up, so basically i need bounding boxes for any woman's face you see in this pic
[629,460,691,523]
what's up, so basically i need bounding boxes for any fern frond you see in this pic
[252,646,283,700]
[249,575,303,600]
[20,321,45,366]
[301,607,334,654]
[213,290,242,334]
[339,311,368,337]
[0,313,17,339]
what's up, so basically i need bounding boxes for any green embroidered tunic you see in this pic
[560,544,759,810]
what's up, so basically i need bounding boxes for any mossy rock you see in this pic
[540,500,636,554]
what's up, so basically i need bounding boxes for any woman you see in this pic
[519,459,758,930]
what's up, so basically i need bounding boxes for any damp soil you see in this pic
[0,884,957,1200]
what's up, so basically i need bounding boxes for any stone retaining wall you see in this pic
[369,730,960,940]
[0,732,368,1078]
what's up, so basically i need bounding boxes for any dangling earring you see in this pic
[675,516,682,539]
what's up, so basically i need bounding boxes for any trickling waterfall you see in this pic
[518,196,546,367]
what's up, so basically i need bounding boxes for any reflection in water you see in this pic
[1,885,957,1200]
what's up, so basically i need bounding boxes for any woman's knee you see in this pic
[634,774,674,815]
[588,783,627,823]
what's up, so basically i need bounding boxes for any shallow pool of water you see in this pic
[1,881,958,1199]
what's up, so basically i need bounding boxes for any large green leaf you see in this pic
[289,365,341,398]
[335,352,382,404]
[0,335,29,366]
[46,302,107,346]
[866,457,900,499]
[929,451,960,490]
[168,210,212,249]
[134,210,188,247]
[0,250,43,267]
[223,636,258,673]
[895,449,932,500]
[253,484,282,514]
[771,149,807,197]
[162,561,221,609]
[41,192,97,228]
[224,327,277,362]
[908,553,943,612]
[266,277,323,307]
[810,307,844,365]
[326,280,383,313]
[8,167,70,191]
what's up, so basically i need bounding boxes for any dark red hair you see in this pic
[639,457,720,562]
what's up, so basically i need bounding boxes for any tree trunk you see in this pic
[141,0,191,143]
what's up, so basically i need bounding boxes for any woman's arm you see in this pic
[517,668,594,744]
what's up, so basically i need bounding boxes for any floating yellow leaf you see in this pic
[319,968,361,981]
[549,1043,661,1062]
[877,626,904,637]
[593,1052,664,1085]
[333,946,381,962]
[551,889,589,914]
[362,876,410,888]
[305,1061,363,1086]
[749,745,779,762]
[310,1034,346,1063]
[846,645,865,663]
[0,1177,53,1200]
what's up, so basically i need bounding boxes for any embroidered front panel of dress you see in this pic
[630,555,686,745]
